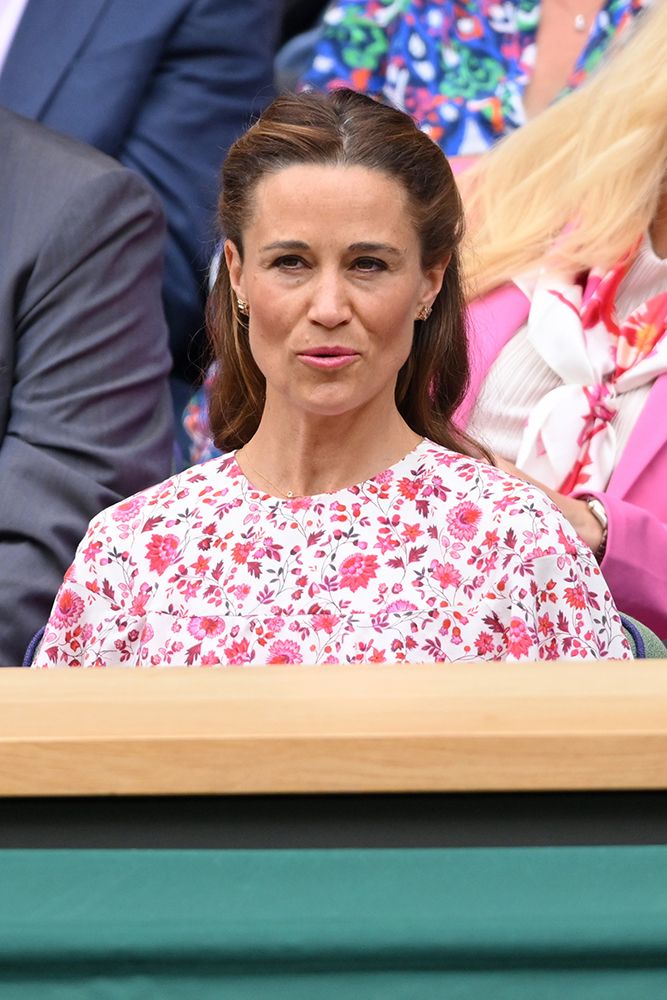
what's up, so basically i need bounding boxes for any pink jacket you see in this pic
[460,285,667,637]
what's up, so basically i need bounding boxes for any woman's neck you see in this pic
[522,0,605,120]
[237,398,422,499]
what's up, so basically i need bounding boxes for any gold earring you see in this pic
[416,304,432,321]
[237,296,249,316]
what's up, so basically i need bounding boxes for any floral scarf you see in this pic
[517,245,667,493]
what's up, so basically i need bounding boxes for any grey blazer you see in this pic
[0,108,173,665]
[0,0,282,385]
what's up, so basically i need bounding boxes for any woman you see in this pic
[34,89,629,666]
[458,0,667,635]
[299,0,649,156]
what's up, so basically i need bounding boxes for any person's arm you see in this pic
[117,0,283,381]
[0,167,173,666]
[32,507,144,669]
[583,491,667,640]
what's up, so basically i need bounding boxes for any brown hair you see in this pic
[207,88,485,459]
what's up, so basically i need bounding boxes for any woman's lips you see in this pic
[297,348,360,370]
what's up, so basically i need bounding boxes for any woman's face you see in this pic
[225,163,448,423]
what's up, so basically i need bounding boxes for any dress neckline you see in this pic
[228,438,431,503]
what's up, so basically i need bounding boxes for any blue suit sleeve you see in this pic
[116,0,282,381]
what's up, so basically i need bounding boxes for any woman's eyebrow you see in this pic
[348,242,403,257]
[260,240,310,252]
[259,240,404,256]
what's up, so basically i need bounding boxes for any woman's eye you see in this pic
[274,255,305,270]
[353,257,387,272]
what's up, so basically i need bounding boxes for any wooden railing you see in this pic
[0,662,666,796]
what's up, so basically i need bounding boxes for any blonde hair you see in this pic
[462,0,667,298]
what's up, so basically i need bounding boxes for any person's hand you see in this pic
[494,456,604,556]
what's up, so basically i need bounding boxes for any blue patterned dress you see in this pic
[300,0,649,155]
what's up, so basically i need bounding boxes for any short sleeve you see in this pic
[505,550,632,660]
[32,510,145,667]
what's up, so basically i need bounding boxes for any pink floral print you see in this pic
[339,554,379,592]
[146,534,180,574]
[50,590,85,629]
[34,441,630,666]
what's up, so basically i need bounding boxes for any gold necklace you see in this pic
[239,453,296,499]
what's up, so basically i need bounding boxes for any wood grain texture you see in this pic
[0,663,665,795]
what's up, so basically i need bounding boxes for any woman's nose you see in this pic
[306,272,352,328]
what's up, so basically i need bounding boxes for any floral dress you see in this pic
[34,441,630,666]
[300,0,649,155]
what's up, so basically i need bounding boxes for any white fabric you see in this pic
[0,0,29,75]
[468,236,667,490]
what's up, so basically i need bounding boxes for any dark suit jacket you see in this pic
[0,108,173,665]
[0,0,282,383]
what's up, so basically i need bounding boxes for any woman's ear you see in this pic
[422,252,452,306]
[224,239,244,299]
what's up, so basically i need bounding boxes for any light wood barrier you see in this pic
[0,663,666,797]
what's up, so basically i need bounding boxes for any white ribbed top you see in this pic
[468,236,667,482]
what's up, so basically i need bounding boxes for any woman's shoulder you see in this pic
[415,439,512,489]
[87,453,242,537]
[417,440,588,556]
[396,438,545,509]
[419,439,538,495]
